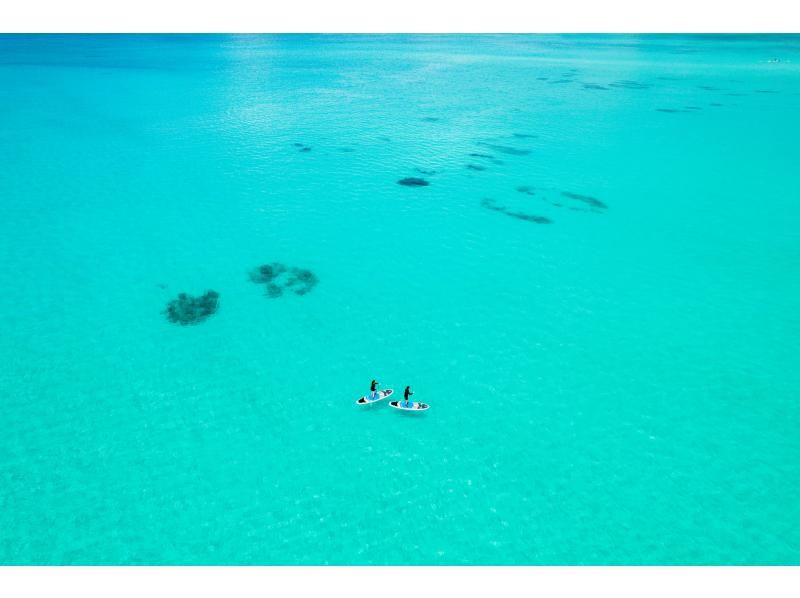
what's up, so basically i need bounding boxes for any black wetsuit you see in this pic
[404,387,413,403]
[370,380,378,392]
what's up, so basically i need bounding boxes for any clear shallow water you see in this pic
[1,34,799,565]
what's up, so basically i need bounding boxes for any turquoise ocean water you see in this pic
[1,34,799,565]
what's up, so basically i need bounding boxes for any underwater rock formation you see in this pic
[608,80,652,89]
[515,186,608,213]
[249,262,287,284]
[481,198,552,224]
[560,191,608,211]
[507,212,552,224]
[164,290,219,325]
[516,185,536,196]
[266,283,283,298]
[285,267,318,295]
[249,262,319,298]
[477,142,531,156]
[469,152,504,165]
[398,177,430,187]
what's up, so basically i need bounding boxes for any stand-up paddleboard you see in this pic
[356,389,394,405]
[389,400,430,412]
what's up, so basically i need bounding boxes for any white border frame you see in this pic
[1,566,800,597]
[3,0,800,33]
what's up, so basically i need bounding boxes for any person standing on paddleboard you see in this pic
[403,386,413,407]
[370,379,380,401]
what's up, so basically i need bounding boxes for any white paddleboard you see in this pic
[356,388,394,405]
[389,400,429,412]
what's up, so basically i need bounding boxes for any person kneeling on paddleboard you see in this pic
[370,379,380,401]
[404,385,413,407]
